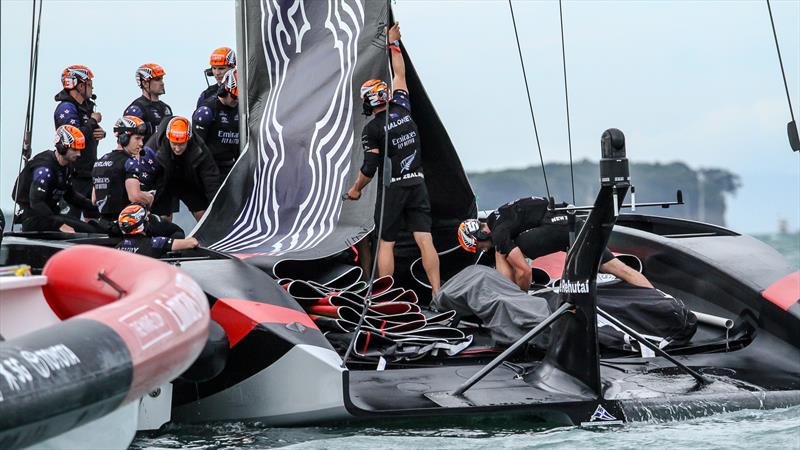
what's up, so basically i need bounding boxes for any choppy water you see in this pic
[132,234,800,448]
[133,406,800,449]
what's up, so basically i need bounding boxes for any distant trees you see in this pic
[467,161,740,226]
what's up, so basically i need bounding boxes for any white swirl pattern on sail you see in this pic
[210,0,364,254]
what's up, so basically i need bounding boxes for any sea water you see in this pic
[132,405,800,449]
[131,234,800,449]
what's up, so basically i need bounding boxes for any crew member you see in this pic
[12,126,100,233]
[151,116,221,221]
[92,116,156,223]
[124,63,172,142]
[457,196,654,290]
[115,204,198,258]
[344,23,441,295]
[54,65,106,219]
[198,47,236,107]
[192,69,240,179]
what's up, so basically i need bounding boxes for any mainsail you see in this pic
[194,0,475,265]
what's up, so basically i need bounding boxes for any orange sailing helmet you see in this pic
[54,125,86,154]
[166,116,191,143]
[61,65,94,90]
[360,79,388,107]
[118,204,148,235]
[136,63,166,87]
[457,219,487,253]
[210,47,237,68]
[220,69,238,97]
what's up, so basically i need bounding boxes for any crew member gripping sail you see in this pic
[345,23,441,295]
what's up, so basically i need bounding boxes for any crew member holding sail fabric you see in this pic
[124,63,173,143]
[345,23,441,295]
[12,126,101,233]
[53,65,106,220]
[192,69,240,179]
[457,196,654,290]
[197,47,237,107]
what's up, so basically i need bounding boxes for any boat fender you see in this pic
[178,320,229,383]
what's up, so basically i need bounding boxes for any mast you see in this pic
[529,128,631,396]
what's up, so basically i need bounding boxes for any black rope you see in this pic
[766,0,796,123]
[13,0,43,229]
[341,0,394,367]
[508,0,551,201]
[558,0,576,204]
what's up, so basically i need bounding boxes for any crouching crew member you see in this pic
[457,196,654,290]
[12,126,100,233]
[116,204,198,258]
[192,69,240,179]
[54,64,106,219]
[198,47,236,107]
[151,116,221,221]
[344,23,441,295]
[124,63,172,143]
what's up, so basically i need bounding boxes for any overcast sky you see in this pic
[1,0,798,233]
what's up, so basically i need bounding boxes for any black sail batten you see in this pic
[194,0,475,271]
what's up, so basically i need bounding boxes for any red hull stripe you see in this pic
[211,298,319,347]
[762,271,800,311]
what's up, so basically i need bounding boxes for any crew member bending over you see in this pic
[344,22,440,295]
[116,204,198,258]
[151,116,221,221]
[458,196,653,291]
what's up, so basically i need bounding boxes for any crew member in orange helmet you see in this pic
[124,63,173,142]
[150,116,221,222]
[12,125,101,233]
[198,47,236,107]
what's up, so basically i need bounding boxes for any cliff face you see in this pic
[468,161,740,227]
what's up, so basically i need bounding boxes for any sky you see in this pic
[1,0,798,233]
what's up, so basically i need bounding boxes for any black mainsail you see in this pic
[194,0,475,265]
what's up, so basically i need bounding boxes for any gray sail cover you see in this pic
[194,0,475,263]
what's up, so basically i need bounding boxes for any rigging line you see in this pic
[508,0,551,201]
[765,0,796,124]
[14,0,43,230]
[342,0,394,368]
[558,0,576,204]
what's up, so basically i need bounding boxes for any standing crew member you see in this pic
[151,116,221,221]
[124,63,172,143]
[198,47,236,107]
[192,69,240,179]
[92,116,156,223]
[344,23,441,295]
[12,126,100,233]
[457,196,654,290]
[116,204,198,258]
[54,65,106,219]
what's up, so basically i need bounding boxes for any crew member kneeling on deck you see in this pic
[151,116,221,222]
[192,69,240,179]
[12,126,101,233]
[116,204,198,258]
[457,196,653,291]
[344,22,441,295]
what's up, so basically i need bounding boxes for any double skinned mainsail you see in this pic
[194,0,474,264]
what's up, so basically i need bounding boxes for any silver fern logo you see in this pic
[400,150,416,173]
